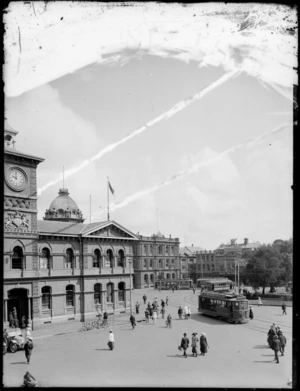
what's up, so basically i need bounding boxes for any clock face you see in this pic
[6,167,28,191]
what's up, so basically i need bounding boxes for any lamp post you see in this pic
[129,259,133,316]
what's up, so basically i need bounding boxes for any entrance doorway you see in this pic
[7,288,30,327]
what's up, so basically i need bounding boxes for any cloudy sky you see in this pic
[4,2,296,249]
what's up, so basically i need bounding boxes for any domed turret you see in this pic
[44,188,84,222]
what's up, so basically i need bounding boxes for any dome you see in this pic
[44,188,84,222]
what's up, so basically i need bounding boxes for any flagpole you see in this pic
[107,177,110,221]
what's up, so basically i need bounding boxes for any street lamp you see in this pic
[129,258,133,316]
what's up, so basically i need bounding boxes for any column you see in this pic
[101,291,107,312]
[4,299,8,323]
[113,290,118,310]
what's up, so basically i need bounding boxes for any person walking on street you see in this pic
[272,335,280,363]
[180,333,189,358]
[200,332,209,356]
[145,309,150,324]
[193,286,196,294]
[108,330,115,350]
[178,306,183,320]
[152,310,158,325]
[103,311,108,327]
[25,325,32,342]
[161,299,165,308]
[166,314,172,328]
[257,297,263,307]
[278,330,287,356]
[267,324,276,347]
[161,307,165,319]
[249,305,254,320]
[135,302,140,314]
[191,333,199,357]
[143,294,147,304]
[24,336,34,364]
[166,296,169,306]
[282,302,287,315]
[130,314,136,329]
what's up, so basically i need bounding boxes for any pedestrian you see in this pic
[108,330,115,350]
[271,335,280,363]
[282,302,287,315]
[161,307,165,319]
[143,294,147,304]
[24,336,34,364]
[25,325,32,342]
[147,302,151,311]
[166,296,169,306]
[102,311,108,327]
[200,332,209,356]
[152,310,157,325]
[145,309,150,324]
[278,330,287,356]
[267,324,276,347]
[184,306,188,320]
[8,311,14,328]
[249,305,254,320]
[257,297,263,307]
[187,306,191,319]
[130,314,136,329]
[161,299,165,308]
[191,333,199,357]
[166,314,172,328]
[135,302,140,314]
[172,286,174,293]
[180,333,189,358]
[193,286,196,294]
[178,306,183,319]
[149,307,153,318]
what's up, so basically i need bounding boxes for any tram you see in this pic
[155,279,193,290]
[198,291,249,323]
[197,278,233,292]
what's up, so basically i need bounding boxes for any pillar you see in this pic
[101,290,107,311]
[113,289,118,310]
[4,299,8,323]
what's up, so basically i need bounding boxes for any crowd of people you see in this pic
[179,331,209,358]
[267,323,287,364]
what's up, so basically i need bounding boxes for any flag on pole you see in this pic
[108,180,115,195]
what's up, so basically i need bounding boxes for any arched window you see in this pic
[167,273,171,279]
[158,259,163,269]
[106,249,113,268]
[144,259,148,269]
[41,286,51,309]
[93,249,101,268]
[40,248,50,269]
[149,259,153,268]
[118,282,125,301]
[12,246,23,269]
[66,285,75,307]
[144,274,149,283]
[117,250,125,267]
[158,245,162,255]
[65,248,74,269]
[150,274,154,283]
[107,283,114,303]
[94,283,101,304]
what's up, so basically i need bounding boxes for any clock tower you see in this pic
[4,120,44,327]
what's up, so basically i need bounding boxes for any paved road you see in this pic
[3,288,293,388]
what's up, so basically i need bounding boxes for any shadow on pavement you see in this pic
[253,345,270,349]
[253,361,274,364]
[95,348,109,351]
[166,355,185,358]
[261,354,275,357]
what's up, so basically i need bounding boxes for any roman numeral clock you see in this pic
[6,166,28,191]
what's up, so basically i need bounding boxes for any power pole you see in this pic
[129,259,133,316]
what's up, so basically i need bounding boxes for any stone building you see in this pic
[133,232,180,289]
[3,123,138,327]
[179,245,204,279]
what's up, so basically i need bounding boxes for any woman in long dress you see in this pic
[200,332,209,356]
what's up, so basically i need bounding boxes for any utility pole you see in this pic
[234,259,237,293]
[129,259,133,316]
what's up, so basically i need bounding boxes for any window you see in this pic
[166,273,170,279]
[144,259,148,268]
[12,246,23,269]
[149,259,153,268]
[93,249,101,268]
[172,273,176,279]
[117,250,125,267]
[166,246,169,255]
[158,245,162,255]
[150,245,153,254]
[66,285,74,307]
[94,283,101,304]
[42,286,51,309]
[150,274,154,283]
[166,259,169,267]
[171,259,175,265]
[106,249,113,268]
[158,259,163,268]
[40,248,50,269]
[144,274,149,283]
[144,245,148,255]
[171,246,174,255]
[107,283,113,302]
[118,282,125,301]
[65,249,74,269]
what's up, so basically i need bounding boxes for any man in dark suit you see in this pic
[272,335,281,363]
[180,333,189,358]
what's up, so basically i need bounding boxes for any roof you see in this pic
[179,245,204,256]
[5,147,44,162]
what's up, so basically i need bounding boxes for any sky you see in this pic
[4,2,296,249]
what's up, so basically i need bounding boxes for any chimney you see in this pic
[244,238,249,245]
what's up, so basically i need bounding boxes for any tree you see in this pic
[244,240,292,294]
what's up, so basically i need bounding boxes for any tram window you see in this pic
[234,302,239,308]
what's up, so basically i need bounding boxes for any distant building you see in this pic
[213,238,261,275]
[133,233,180,289]
[179,245,204,279]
